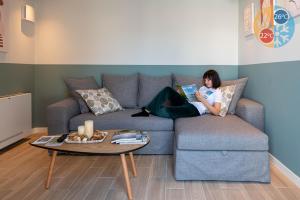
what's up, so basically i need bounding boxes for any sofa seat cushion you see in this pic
[70,109,173,131]
[175,115,268,151]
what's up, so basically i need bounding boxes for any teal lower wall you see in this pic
[239,60,300,177]
[0,63,34,96]
[0,63,34,128]
[34,65,237,126]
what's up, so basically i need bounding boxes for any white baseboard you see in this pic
[269,153,300,188]
[31,127,48,134]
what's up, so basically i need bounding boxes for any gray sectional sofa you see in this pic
[47,73,270,182]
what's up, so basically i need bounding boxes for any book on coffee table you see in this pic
[111,130,148,144]
[32,135,63,146]
[45,136,64,147]
[32,136,54,144]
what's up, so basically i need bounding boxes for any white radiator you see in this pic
[0,93,32,149]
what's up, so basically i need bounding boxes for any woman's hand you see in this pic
[195,91,221,116]
[195,91,205,102]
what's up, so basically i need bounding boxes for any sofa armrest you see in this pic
[235,98,264,131]
[47,98,80,135]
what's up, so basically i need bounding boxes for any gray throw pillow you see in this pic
[172,74,202,89]
[76,88,123,116]
[64,76,99,113]
[222,77,248,114]
[138,74,172,107]
[102,74,138,108]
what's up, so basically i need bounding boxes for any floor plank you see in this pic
[166,189,186,200]
[184,181,206,200]
[84,178,114,200]
[150,155,167,178]
[146,178,165,200]
[165,157,184,189]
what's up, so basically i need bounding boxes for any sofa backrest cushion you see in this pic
[102,73,138,108]
[138,74,172,107]
[222,77,248,114]
[64,76,100,113]
[172,74,202,89]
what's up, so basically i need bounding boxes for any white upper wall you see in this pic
[0,0,35,64]
[35,0,239,65]
[4,0,300,66]
[239,0,300,65]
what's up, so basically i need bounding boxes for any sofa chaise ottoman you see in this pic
[47,73,270,182]
[175,114,269,182]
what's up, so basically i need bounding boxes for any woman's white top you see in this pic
[189,86,222,115]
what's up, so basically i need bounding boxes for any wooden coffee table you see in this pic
[30,130,149,200]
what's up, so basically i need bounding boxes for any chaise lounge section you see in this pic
[175,114,269,182]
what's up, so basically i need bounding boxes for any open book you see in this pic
[176,84,198,102]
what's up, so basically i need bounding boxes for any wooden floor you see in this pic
[0,134,299,200]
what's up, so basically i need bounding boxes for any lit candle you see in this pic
[78,126,85,135]
[84,120,94,139]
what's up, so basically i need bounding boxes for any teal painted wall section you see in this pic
[34,65,238,126]
[0,63,34,96]
[239,61,300,177]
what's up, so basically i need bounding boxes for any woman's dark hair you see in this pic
[202,69,221,89]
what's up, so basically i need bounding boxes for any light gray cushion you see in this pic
[175,114,268,151]
[222,77,248,114]
[138,74,172,107]
[102,74,138,108]
[76,88,123,116]
[69,109,173,131]
[64,76,99,113]
[172,74,202,89]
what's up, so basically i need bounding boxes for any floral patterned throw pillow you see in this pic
[219,85,236,117]
[76,88,123,116]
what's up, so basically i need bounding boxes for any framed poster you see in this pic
[244,3,255,36]
[0,0,7,52]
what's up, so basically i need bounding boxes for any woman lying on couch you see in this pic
[132,69,222,119]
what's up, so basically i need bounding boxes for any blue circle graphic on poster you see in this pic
[273,6,295,48]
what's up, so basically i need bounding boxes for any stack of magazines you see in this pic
[111,130,148,144]
[32,135,64,146]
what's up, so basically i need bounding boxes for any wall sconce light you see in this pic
[22,4,35,22]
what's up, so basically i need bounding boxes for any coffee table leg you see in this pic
[129,152,137,177]
[45,150,57,189]
[120,153,133,200]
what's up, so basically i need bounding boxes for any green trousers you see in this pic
[146,87,200,119]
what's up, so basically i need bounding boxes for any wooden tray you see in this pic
[65,131,108,144]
